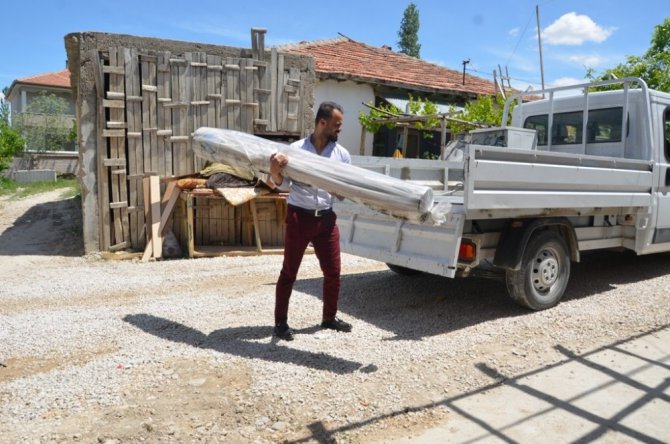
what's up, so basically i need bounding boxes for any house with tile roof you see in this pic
[5,69,76,151]
[279,36,506,157]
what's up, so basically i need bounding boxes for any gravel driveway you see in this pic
[1,191,669,443]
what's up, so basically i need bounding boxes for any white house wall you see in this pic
[314,79,374,156]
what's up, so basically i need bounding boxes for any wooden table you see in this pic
[179,189,288,258]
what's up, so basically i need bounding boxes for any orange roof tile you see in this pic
[16,69,71,88]
[279,37,498,97]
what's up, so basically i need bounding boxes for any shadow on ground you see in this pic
[291,249,670,341]
[287,325,670,444]
[0,195,84,256]
[123,313,375,375]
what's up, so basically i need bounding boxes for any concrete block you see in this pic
[14,169,57,184]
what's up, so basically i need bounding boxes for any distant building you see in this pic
[279,36,505,157]
[5,69,76,151]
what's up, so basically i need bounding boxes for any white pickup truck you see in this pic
[335,77,670,310]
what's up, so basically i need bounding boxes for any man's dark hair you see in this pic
[315,101,344,124]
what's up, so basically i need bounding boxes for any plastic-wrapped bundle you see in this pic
[193,127,435,219]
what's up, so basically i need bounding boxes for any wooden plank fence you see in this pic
[93,42,307,251]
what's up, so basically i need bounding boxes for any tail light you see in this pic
[459,240,476,262]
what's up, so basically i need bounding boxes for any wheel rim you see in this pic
[531,248,559,294]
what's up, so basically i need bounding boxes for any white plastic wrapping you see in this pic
[193,127,438,221]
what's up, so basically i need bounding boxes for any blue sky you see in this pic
[1,0,668,97]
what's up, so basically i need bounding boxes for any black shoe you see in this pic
[274,323,294,341]
[321,317,352,332]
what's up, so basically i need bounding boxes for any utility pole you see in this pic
[536,5,546,92]
[493,69,506,99]
[462,59,470,85]
[498,64,509,87]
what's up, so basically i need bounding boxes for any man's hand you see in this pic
[270,152,288,171]
[270,152,288,186]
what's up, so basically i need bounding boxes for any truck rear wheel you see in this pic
[386,263,421,276]
[505,230,570,310]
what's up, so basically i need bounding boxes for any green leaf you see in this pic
[588,18,670,92]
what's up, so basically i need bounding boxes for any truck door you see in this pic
[654,106,670,243]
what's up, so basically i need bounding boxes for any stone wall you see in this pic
[5,151,79,178]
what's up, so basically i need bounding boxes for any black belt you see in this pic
[288,204,333,217]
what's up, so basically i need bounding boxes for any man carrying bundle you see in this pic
[269,101,353,341]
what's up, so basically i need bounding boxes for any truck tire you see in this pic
[505,230,570,310]
[386,263,421,276]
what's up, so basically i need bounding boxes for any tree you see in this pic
[397,3,421,58]
[447,95,513,136]
[589,18,670,92]
[358,95,439,137]
[0,88,25,172]
[0,87,10,124]
[13,91,73,151]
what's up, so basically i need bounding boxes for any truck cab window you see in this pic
[525,108,625,148]
[552,111,583,145]
[665,107,670,161]
[587,108,623,143]
[524,111,583,146]
[524,115,548,145]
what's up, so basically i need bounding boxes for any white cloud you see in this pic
[508,27,520,38]
[565,54,607,68]
[551,77,584,87]
[507,77,585,96]
[543,12,615,46]
[546,77,589,97]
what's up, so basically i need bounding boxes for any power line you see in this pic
[466,67,542,87]
[502,2,558,86]
[505,8,535,68]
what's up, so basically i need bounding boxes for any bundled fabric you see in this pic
[199,161,255,181]
[193,127,439,222]
[206,172,256,189]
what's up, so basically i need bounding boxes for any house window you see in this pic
[25,90,75,116]
[404,133,420,158]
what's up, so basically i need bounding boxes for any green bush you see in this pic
[0,122,25,173]
[447,95,512,136]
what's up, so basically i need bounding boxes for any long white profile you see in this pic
[192,127,441,222]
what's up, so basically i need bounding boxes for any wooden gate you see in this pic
[92,44,306,251]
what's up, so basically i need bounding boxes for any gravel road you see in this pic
[1,191,669,443]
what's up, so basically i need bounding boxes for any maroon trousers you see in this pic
[274,207,341,325]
